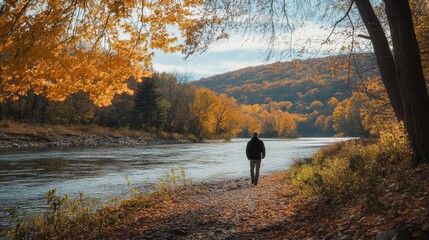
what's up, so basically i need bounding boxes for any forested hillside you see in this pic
[0,54,382,141]
[195,54,379,136]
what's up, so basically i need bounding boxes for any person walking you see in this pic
[246,131,265,186]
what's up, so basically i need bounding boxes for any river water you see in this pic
[0,138,349,218]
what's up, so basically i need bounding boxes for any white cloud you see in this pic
[206,21,363,54]
[208,35,267,52]
[289,21,361,54]
[153,50,270,80]
[152,21,366,80]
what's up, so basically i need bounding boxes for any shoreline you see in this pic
[0,132,195,149]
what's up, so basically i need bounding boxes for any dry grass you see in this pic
[2,168,192,239]
[288,122,411,199]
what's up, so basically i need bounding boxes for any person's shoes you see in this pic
[253,182,258,186]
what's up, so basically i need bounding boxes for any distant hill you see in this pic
[195,54,379,136]
[196,54,377,105]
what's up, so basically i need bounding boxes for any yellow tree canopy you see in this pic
[191,87,218,136]
[212,93,243,136]
[0,0,201,106]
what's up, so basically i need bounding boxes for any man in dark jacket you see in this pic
[246,131,265,186]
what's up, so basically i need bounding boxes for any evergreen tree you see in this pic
[132,77,163,131]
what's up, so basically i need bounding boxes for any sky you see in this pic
[152,38,275,81]
[152,21,366,81]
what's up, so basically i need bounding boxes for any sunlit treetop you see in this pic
[0,0,202,106]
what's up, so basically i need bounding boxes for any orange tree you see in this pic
[0,0,201,106]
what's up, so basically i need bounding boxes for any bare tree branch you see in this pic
[92,12,111,50]
[322,0,355,45]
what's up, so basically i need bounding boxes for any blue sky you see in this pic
[152,21,365,81]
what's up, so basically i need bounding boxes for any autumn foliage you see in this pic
[0,0,202,106]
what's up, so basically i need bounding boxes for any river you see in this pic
[0,137,349,219]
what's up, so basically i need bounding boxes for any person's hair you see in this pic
[253,131,258,138]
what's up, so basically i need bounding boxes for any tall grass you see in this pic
[1,168,192,239]
[288,122,411,199]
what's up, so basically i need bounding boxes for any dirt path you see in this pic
[93,174,321,239]
[90,167,429,240]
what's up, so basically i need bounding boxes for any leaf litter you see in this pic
[88,165,429,240]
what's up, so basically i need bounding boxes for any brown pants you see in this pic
[249,160,261,185]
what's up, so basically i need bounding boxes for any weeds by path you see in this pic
[93,165,429,239]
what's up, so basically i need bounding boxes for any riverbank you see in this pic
[0,131,194,149]
[8,167,428,239]
[75,165,429,239]
[3,135,428,239]
[0,137,339,234]
[0,120,196,149]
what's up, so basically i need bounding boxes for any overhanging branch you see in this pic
[322,0,355,45]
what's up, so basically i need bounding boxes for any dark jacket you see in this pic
[246,137,266,160]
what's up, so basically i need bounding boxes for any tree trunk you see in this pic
[31,94,39,120]
[40,98,48,124]
[354,0,405,122]
[384,0,429,165]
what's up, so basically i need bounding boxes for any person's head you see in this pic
[252,131,258,138]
